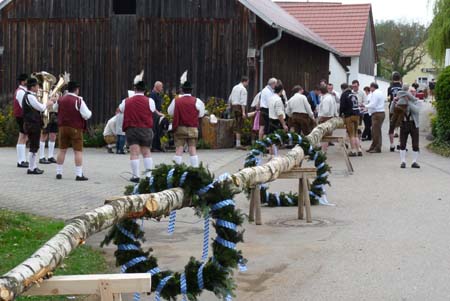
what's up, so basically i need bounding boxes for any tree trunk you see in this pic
[0,118,343,301]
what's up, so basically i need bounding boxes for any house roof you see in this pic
[239,0,341,55]
[276,1,373,57]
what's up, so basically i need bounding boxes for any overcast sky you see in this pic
[276,0,434,25]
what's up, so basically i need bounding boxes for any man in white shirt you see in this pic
[258,78,277,139]
[168,81,205,167]
[268,85,288,133]
[22,78,54,175]
[13,73,29,168]
[286,86,315,135]
[366,82,386,153]
[228,76,249,149]
[327,83,341,112]
[318,86,338,152]
[103,114,117,153]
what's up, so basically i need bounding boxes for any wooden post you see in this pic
[254,186,262,225]
[249,188,256,222]
[302,175,312,223]
[298,178,304,220]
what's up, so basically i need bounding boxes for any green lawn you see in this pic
[0,209,109,301]
[427,141,450,157]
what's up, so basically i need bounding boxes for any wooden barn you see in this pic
[0,0,339,124]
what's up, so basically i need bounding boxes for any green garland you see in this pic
[102,164,246,300]
[244,130,331,206]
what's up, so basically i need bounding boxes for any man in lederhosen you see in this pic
[14,73,29,168]
[119,80,156,183]
[54,81,92,181]
[168,81,205,167]
[39,106,58,164]
[228,76,249,150]
[22,78,54,175]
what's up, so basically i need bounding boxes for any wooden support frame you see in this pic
[321,136,354,174]
[23,274,152,301]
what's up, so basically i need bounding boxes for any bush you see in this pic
[434,66,450,143]
[0,105,19,147]
[83,123,106,148]
[205,97,228,118]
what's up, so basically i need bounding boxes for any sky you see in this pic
[276,0,435,25]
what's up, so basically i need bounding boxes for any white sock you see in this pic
[19,144,27,163]
[173,156,183,165]
[75,166,83,177]
[16,144,23,163]
[143,158,154,178]
[39,142,46,159]
[48,142,55,158]
[236,140,241,147]
[28,152,36,170]
[412,151,419,163]
[390,143,395,148]
[400,150,406,163]
[56,164,63,175]
[190,155,199,168]
[130,159,140,178]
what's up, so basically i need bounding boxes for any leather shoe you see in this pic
[400,162,406,169]
[130,177,140,183]
[17,161,29,168]
[368,150,381,153]
[27,168,44,175]
[75,175,89,181]
[348,152,357,157]
[411,162,421,169]
[357,151,363,157]
[56,174,62,180]
[39,158,51,164]
[48,157,57,164]
[390,147,395,152]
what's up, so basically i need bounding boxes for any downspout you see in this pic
[259,28,283,91]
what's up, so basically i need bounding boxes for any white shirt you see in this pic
[268,94,285,120]
[366,89,385,115]
[53,93,92,120]
[318,93,338,118]
[285,93,314,118]
[16,85,27,108]
[24,92,46,112]
[251,92,261,108]
[116,111,125,135]
[260,86,274,109]
[119,93,156,115]
[353,89,367,106]
[103,115,117,136]
[228,83,248,106]
[168,94,205,118]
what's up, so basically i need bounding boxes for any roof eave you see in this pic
[0,0,12,11]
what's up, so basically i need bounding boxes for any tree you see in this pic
[375,21,428,78]
[427,0,450,65]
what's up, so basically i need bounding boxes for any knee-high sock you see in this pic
[75,166,83,177]
[28,152,37,170]
[130,159,140,178]
[400,150,406,163]
[48,141,56,158]
[17,144,26,163]
[412,151,419,163]
[143,158,154,178]
[39,142,46,159]
[173,156,183,165]
[56,164,63,175]
[190,155,199,168]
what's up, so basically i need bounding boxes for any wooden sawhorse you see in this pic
[321,136,354,174]
[249,167,317,225]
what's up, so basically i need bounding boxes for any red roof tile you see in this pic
[276,1,373,57]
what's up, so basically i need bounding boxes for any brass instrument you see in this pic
[32,71,70,128]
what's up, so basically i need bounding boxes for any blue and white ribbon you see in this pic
[197,263,206,289]
[147,267,161,276]
[296,134,303,144]
[180,273,187,301]
[256,140,267,148]
[133,292,140,301]
[313,152,319,161]
[167,168,175,189]
[319,172,330,178]
[132,184,139,195]
[274,133,283,144]
[309,145,314,155]
[117,225,137,241]
[154,275,173,301]
[265,137,273,145]
[202,214,210,262]
[148,176,155,193]
[238,259,248,272]
[216,219,237,231]
[121,256,147,273]
[273,145,278,156]
[287,133,293,145]
[215,236,236,250]
[275,193,281,206]
[211,199,235,211]
[251,149,262,156]
[225,294,233,301]
[316,162,326,170]
[118,244,140,251]
[286,196,294,205]
[167,211,177,235]
[179,171,188,186]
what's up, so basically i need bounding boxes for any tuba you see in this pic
[32,71,70,128]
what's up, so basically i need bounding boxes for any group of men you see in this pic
[13,74,92,180]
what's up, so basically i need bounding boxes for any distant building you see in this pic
[277,1,378,90]
[403,52,438,91]
[0,0,339,123]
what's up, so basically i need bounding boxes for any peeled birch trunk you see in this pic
[0,118,342,301]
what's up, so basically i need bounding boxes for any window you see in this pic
[113,0,136,15]
[417,77,428,85]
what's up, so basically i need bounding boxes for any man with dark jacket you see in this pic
[340,83,362,156]
[149,81,165,152]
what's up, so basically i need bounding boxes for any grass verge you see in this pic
[427,140,450,157]
[0,209,109,301]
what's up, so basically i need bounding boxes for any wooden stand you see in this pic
[24,274,152,301]
[321,136,354,173]
[249,167,317,225]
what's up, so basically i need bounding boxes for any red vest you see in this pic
[122,95,153,131]
[58,94,87,130]
[13,87,26,118]
[173,96,199,130]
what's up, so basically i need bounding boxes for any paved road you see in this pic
[2,104,450,300]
